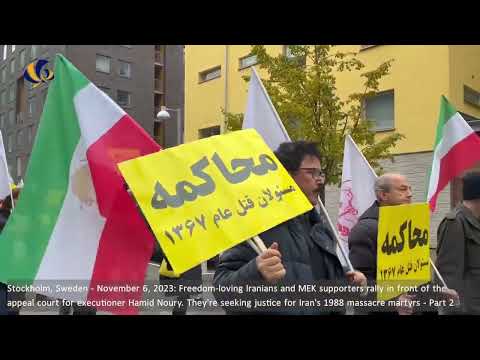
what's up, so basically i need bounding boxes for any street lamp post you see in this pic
[156,105,183,146]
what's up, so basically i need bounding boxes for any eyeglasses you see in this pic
[299,168,325,179]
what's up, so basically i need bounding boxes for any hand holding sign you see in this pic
[256,242,286,284]
[377,203,431,301]
[346,270,367,287]
[119,129,312,274]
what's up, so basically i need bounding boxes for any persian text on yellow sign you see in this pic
[119,129,312,274]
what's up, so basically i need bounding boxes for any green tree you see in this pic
[224,45,404,199]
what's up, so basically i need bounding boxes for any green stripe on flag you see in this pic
[425,95,459,201]
[0,54,89,284]
[434,96,458,148]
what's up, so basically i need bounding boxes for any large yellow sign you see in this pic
[119,129,313,274]
[377,203,431,301]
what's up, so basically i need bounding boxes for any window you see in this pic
[199,66,221,83]
[28,125,34,144]
[365,90,395,131]
[10,58,15,74]
[8,109,14,126]
[153,120,165,147]
[96,54,111,73]
[9,84,15,102]
[1,67,5,84]
[28,98,35,116]
[31,45,38,59]
[2,45,6,60]
[16,156,22,178]
[239,54,258,70]
[11,45,15,53]
[16,129,23,147]
[97,86,110,96]
[117,90,131,107]
[154,45,164,64]
[20,49,26,68]
[7,134,12,152]
[0,91,5,105]
[0,113,4,129]
[464,85,480,108]
[199,126,221,138]
[16,111,23,124]
[119,60,131,78]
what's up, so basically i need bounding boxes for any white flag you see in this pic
[242,67,290,150]
[242,67,355,269]
[0,130,13,200]
[337,135,377,256]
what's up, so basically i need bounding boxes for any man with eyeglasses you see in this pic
[348,174,414,315]
[214,141,367,315]
[348,173,458,315]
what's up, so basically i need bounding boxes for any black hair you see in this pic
[274,141,321,172]
[463,171,480,200]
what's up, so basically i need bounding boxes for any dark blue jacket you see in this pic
[213,209,346,315]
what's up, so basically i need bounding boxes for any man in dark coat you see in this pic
[214,141,367,315]
[348,173,416,314]
[348,173,457,315]
[436,171,480,314]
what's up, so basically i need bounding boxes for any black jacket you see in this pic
[213,209,346,315]
[348,201,380,280]
[349,201,440,314]
[436,204,480,314]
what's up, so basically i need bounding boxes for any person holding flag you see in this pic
[428,96,480,314]
[214,141,367,315]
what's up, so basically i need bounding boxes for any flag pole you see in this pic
[247,239,262,256]
[429,258,447,288]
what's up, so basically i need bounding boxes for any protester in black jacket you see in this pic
[348,173,458,315]
[214,141,367,315]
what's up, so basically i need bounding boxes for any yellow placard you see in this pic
[159,259,180,278]
[119,129,313,274]
[377,203,431,301]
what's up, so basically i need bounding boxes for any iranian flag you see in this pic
[0,54,161,314]
[427,96,480,212]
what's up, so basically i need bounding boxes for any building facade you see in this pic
[0,44,184,183]
[184,45,480,250]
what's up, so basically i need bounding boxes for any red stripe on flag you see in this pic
[429,132,480,212]
[85,115,161,314]
[87,114,161,217]
[87,189,155,315]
